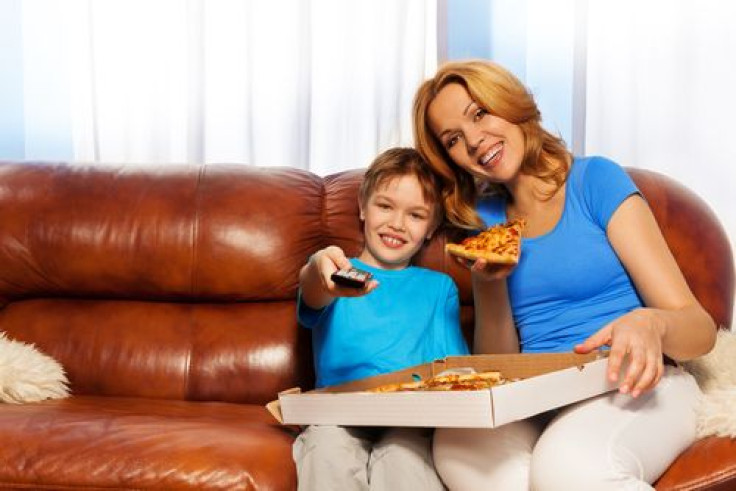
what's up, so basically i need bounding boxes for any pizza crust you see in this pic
[444,243,519,264]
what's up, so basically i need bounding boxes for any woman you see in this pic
[412,60,716,490]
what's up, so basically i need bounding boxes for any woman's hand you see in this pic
[454,256,516,281]
[574,308,666,398]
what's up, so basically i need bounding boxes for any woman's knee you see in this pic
[433,422,540,490]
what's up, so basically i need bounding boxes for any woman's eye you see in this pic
[446,135,459,149]
[410,213,427,220]
[474,108,487,121]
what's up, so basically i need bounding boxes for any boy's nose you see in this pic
[389,214,406,231]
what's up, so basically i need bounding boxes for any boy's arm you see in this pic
[299,246,378,309]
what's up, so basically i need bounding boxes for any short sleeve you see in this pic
[582,157,640,229]
[296,289,329,329]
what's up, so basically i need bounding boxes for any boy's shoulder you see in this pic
[404,265,456,289]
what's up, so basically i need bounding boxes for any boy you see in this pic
[293,147,469,490]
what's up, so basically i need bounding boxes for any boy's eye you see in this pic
[377,203,391,210]
[473,108,487,121]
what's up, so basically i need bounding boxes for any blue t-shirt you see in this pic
[476,156,644,352]
[298,258,469,388]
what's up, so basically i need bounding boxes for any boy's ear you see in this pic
[426,221,440,241]
[358,201,365,221]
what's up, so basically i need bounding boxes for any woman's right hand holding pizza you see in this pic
[469,258,517,281]
[453,256,516,281]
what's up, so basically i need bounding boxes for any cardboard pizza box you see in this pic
[267,352,620,428]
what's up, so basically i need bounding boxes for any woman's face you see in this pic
[427,83,525,184]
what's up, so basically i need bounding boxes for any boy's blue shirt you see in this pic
[298,258,469,388]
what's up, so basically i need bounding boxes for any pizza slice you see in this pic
[367,371,506,393]
[423,371,505,391]
[368,380,424,393]
[445,218,526,265]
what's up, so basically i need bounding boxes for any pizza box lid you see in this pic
[266,352,620,428]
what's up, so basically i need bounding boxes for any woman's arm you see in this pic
[576,194,716,396]
[470,262,519,354]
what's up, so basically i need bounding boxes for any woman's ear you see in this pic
[358,201,365,221]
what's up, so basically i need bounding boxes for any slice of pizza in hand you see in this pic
[445,218,526,265]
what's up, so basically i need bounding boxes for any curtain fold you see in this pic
[584,0,736,258]
[12,0,437,174]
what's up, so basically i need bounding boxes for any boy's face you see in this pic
[358,174,437,270]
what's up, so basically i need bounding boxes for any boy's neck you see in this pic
[356,250,411,271]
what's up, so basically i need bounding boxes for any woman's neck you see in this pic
[505,173,566,237]
[505,173,554,212]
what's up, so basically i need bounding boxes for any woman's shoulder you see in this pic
[569,155,633,197]
[572,155,627,182]
[570,155,639,226]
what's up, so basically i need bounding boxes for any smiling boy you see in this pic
[293,147,468,491]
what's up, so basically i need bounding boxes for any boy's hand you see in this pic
[310,246,378,299]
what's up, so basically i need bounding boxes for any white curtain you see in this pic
[584,0,736,259]
[19,0,437,175]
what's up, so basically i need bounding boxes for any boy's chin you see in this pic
[359,250,414,270]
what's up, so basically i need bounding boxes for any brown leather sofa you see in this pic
[0,161,733,490]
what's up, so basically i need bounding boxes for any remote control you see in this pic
[331,267,373,288]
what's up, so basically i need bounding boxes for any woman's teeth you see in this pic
[480,144,503,167]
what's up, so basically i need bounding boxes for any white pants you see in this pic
[434,366,700,491]
[293,425,446,491]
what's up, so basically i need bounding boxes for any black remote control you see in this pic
[331,267,373,288]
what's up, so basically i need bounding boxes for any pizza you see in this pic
[445,218,525,265]
[368,371,506,393]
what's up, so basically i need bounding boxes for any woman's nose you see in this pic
[465,127,484,154]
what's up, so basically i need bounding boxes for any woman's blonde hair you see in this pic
[412,60,571,230]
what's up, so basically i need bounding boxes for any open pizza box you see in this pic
[267,352,620,428]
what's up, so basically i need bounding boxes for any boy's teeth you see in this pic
[383,235,403,246]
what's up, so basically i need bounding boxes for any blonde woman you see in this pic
[412,60,716,491]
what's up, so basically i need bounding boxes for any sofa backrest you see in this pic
[0,162,325,404]
[0,162,732,405]
[627,168,734,329]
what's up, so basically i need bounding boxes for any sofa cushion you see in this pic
[0,396,297,490]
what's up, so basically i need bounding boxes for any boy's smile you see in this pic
[358,174,437,270]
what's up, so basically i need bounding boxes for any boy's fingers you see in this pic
[322,246,350,269]
[334,280,379,297]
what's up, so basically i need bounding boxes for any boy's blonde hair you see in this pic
[412,60,571,230]
[359,147,443,228]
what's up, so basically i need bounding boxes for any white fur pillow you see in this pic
[682,329,736,438]
[0,332,70,403]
